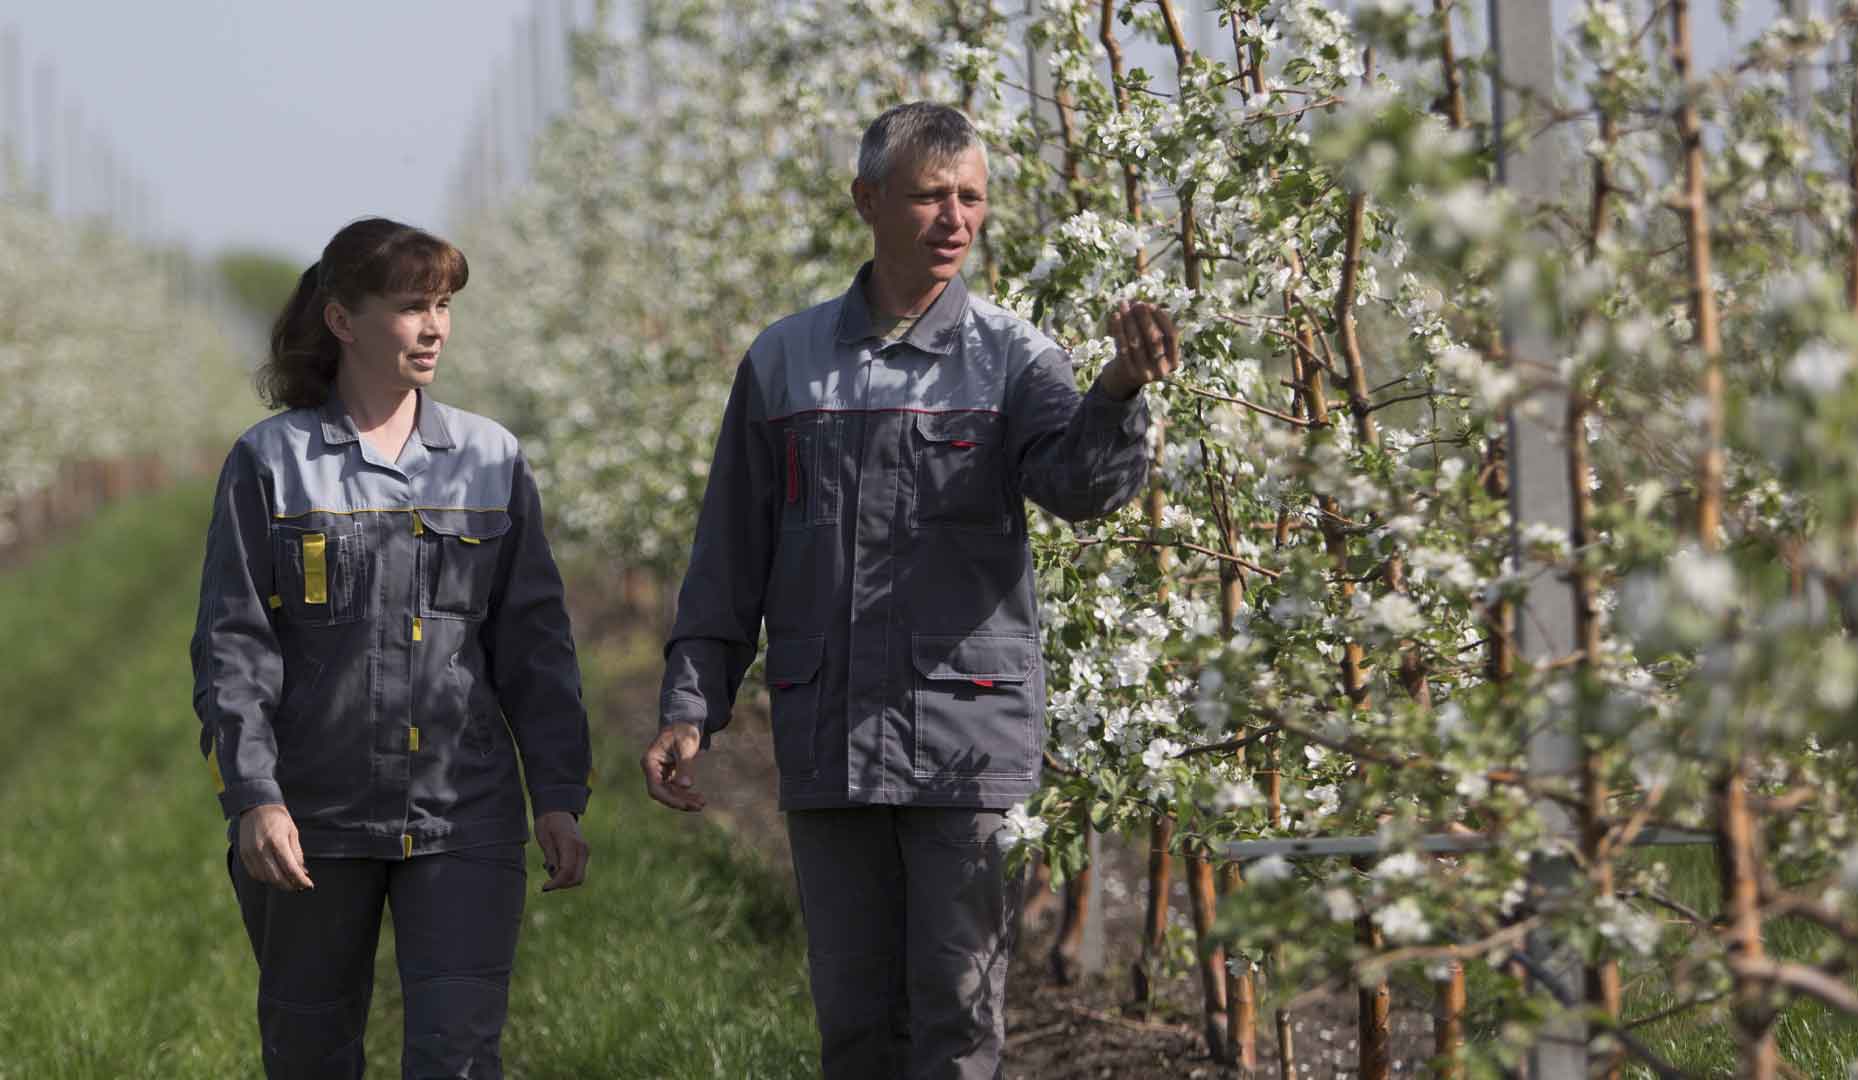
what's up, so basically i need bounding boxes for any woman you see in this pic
[191,216,591,1078]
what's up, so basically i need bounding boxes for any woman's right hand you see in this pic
[238,803,315,891]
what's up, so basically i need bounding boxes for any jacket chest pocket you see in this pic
[910,412,1010,534]
[417,510,512,621]
[273,523,370,626]
[779,415,841,531]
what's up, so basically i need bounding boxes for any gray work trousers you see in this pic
[227,842,526,1079]
[786,807,1017,1080]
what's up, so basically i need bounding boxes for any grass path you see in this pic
[0,484,816,1078]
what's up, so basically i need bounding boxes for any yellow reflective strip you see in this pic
[459,536,481,545]
[208,753,225,794]
[409,726,420,752]
[402,834,413,858]
[268,594,283,610]
[301,533,327,604]
[412,512,424,536]
[412,616,423,642]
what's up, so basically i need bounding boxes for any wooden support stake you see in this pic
[1435,960,1466,1078]
[1050,819,1099,985]
[1354,857,1392,1080]
[1219,859,1257,1071]
[1186,846,1231,1062]
[1132,814,1175,1008]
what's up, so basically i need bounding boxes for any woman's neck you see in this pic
[334,370,419,459]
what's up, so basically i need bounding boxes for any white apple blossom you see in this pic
[1372,897,1431,944]
[1002,803,1048,847]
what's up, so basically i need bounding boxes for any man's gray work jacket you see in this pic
[191,393,591,859]
[660,267,1151,810]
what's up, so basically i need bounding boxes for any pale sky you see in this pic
[0,0,1786,264]
[1,0,582,262]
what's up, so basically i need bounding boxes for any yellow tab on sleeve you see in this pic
[402,834,414,858]
[411,616,423,642]
[268,594,283,610]
[412,512,424,536]
[302,533,327,604]
[208,752,225,794]
[460,536,481,545]
[409,726,420,752]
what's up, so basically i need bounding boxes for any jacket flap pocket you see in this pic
[911,634,1037,682]
[766,635,825,688]
[418,509,513,542]
[915,411,1002,446]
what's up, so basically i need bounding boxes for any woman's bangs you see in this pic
[373,235,469,299]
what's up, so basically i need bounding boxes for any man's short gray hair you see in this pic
[857,102,987,189]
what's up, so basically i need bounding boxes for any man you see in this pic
[640,102,1176,1078]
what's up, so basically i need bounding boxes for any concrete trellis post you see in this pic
[1488,1,1587,1076]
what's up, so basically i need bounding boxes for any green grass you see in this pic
[1620,845,1858,1079]
[0,484,816,1078]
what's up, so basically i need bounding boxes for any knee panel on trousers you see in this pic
[400,973,510,1079]
[257,990,369,1080]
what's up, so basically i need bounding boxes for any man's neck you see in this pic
[865,261,948,318]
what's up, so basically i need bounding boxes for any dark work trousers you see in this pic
[227,843,526,1079]
[786,807,1018,1080]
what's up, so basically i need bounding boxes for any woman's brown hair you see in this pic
[257,217,469,410]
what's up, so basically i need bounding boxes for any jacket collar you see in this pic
[317,390,454,450]
[834,262,968,356]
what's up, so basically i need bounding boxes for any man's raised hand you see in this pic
[1100,301,1180,401]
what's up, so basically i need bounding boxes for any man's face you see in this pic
[853,146,988,303]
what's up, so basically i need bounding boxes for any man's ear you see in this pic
[850,177,875,225]
[324,300,355,344]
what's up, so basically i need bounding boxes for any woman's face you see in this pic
[327,291,451,393]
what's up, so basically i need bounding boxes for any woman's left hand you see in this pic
[535,811,590,892]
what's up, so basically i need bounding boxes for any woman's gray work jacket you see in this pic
[191,393,591,859]
[659,267,1152,811]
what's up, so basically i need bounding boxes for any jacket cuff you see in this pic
[529,783,590,818]
[218,779,285,820]
[660,691,721,745]
[1082,380,1152,439]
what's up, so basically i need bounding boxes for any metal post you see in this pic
[1787,0,1815,255]
[513,18,534,185]
[1489,2,1585,1077]
[489,69,510,203]
[2,28,20,192]
[34,59,54,207]
[560,0,578,109]
[63,101,80,220]
[531,0,549,131]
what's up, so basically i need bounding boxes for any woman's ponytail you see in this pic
[256,261,340,410]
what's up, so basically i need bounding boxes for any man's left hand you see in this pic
[535,810,590,892]
[1099,301,1179,401]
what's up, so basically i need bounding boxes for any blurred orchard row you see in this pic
[0,190,251,545]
